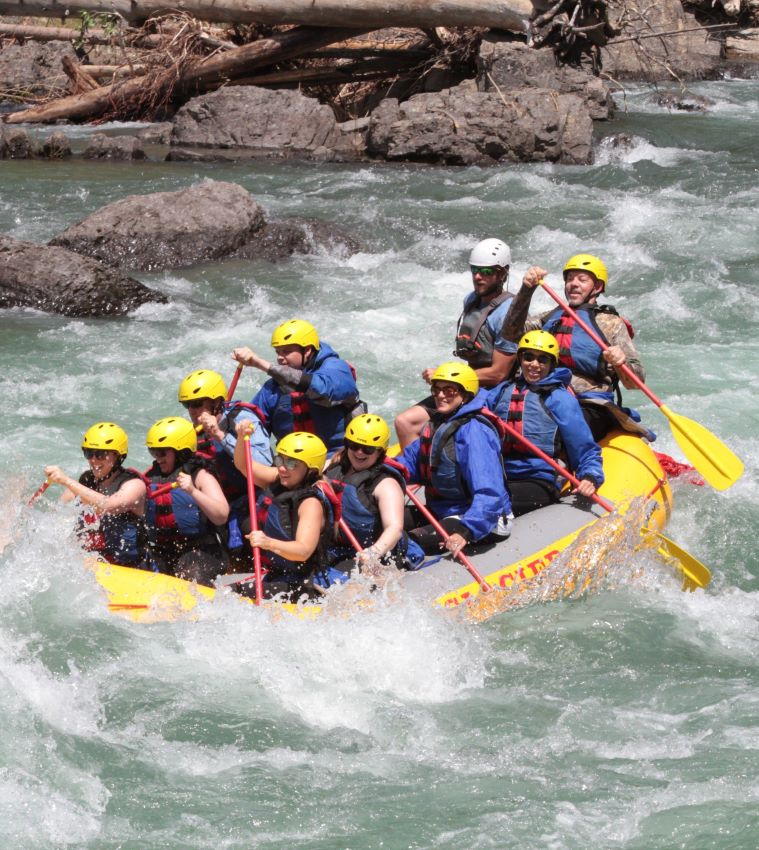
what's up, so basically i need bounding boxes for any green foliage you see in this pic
[74,10,120,49]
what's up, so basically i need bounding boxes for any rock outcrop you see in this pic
[602,0,723,80]
[49,180,267,272]
[478,40,614,121]
[0,40,75,98]
[366,82,593,165]
[49,179,361,270]
[0,235,166,317]
[170,87,361,161]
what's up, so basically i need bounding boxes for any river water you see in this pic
[0,80,757,849]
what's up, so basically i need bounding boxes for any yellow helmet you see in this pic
[178,369,227,404]
[275,431,327,472]
[430,362,479,396]
[271,319,320,351]
[146,417,197,454]
[82,422,128,457]
[563,254,608,289]
[344,413,390,450]
[518,331,559,363]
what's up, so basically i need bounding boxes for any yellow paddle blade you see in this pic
[640,528,711,591]
[660,404,744,491]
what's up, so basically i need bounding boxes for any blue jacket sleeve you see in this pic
[307,353,359,406]
[547,390,604,486]
[454,420,511,540]
[251,380,279,421]
[220,408,272,466]
[396,440,422,485]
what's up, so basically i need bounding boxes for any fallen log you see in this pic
[62,54,100,93]
[0,0,534,32]
[232,56,422,87]
[3,25,366,124]
[80,63,148,80]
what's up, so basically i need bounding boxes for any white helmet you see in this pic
[469,238,511,269]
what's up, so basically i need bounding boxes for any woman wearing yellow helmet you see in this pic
[44,422,149,567]
[144,416,230,584]
[233,425,333,600]
[323,414,424,579]
[486,332,603,515]
[395,363,512,556]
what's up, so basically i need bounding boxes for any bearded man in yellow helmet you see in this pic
[498,254,653,442]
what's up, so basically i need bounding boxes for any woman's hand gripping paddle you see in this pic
[404,487,491,593]
[499,417,711,589]
[538,280,744,492]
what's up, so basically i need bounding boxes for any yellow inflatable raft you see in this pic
[91,432,673,623]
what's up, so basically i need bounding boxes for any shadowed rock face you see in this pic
[366,83,594,165]
[49,180,267,272]
[0,236,166,317]
[229,217,362,262]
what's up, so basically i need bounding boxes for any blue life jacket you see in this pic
[256,482,333,588]
[251,342,361,454]
[542,305,613,399]
[76,467,147,566]
[487,368,604,488]
[325,460,424,568]
[145,461,210,546]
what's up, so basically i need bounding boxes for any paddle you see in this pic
[195,364,245,433]
[226,364,244,402]
[498,416,711,589]
[243,434,264,605]
[27,479,51,506]
[404,486,491,592]
[538,279,744,492]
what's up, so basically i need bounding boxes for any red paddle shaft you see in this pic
[404,487,491,592]
[27,480,51,506]
[539,280,657,404]
[243,435,264,605]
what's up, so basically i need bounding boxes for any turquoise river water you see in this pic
[0,80,757,849]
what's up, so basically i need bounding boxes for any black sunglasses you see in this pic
[82,448,112,460]
[521,352,553,365]
[470,265,499,276]
[345,440,379,455]
[181,398,207,409]
[149,447,172,459]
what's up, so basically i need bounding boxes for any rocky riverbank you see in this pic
[1,0,757,317]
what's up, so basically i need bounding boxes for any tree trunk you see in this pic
[3,25,366,124]
[0,0,534,32]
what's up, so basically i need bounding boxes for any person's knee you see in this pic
[394,406,429,448]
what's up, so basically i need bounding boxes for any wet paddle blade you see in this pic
[660,404,743,491]
[641,528,711,591]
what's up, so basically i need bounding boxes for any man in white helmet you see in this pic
[395,238,517,448]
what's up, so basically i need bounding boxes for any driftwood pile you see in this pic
[0,0,749,126]
[0,0,626,125]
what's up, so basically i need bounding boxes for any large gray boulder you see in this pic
[170,87,359,161]
[366,82,593,166]
[602,0,723,80]
[477,41,614,121]
[50,180,266,272]
[0,235,166,317]
[0,41,75,98]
